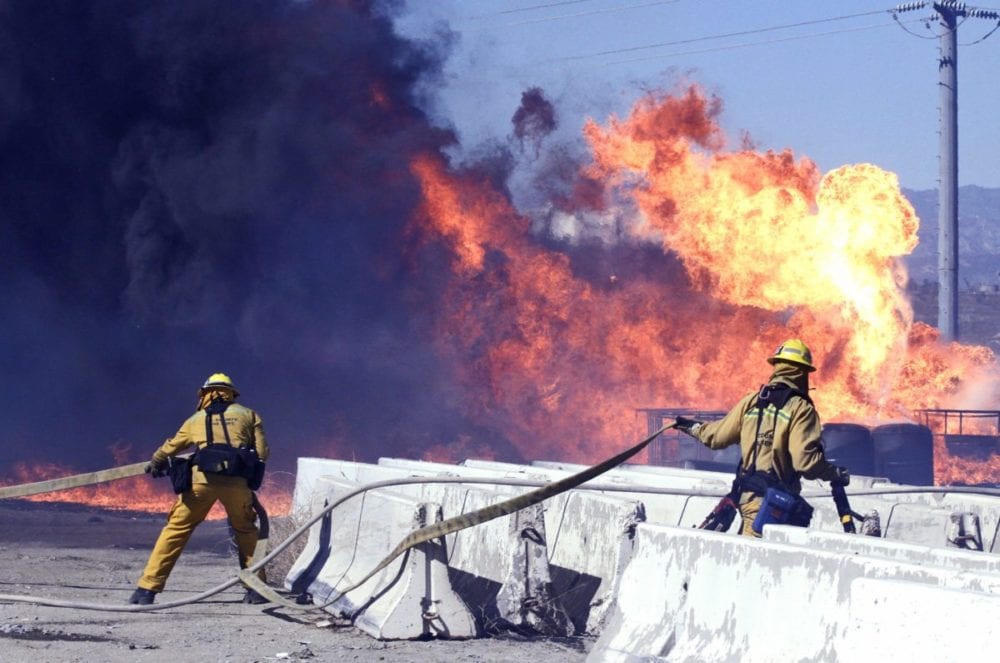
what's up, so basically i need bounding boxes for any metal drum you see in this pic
[821,423,876,477]
[871,423,935,485]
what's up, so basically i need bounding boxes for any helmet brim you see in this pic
[767,356,816,372]
[198,385,240,397]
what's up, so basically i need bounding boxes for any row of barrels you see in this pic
[660,421,935,485]
[822,422,934,485]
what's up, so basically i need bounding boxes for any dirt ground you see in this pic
[0,502,592,662]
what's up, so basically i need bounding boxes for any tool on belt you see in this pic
[697,495,739,531]
[831,480,861,534]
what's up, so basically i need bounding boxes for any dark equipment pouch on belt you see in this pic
[166,456,193,494]
[752,486,814,532]
[195,399,267,491]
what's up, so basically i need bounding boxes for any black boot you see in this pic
[242,588,268,604]
[128,588,157,605]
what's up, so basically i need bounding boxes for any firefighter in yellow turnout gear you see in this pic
[129,374,270,605]
[676,340,849,537]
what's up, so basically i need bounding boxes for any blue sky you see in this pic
[396,0,1000,190]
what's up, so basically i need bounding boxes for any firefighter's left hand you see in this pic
[145,458,168,478]
[674,416,703,436]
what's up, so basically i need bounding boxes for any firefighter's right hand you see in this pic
[145,458,168,478]
[674,416,703,436]
[831,465,850,487]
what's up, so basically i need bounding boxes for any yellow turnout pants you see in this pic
[138,481,260,592]
[738,497,763,538]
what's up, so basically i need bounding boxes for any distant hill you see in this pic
[903,185,1000,288]
[902,185,1000,348]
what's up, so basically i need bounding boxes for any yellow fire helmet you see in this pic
[767,339,816,372]
[198,372,240,397]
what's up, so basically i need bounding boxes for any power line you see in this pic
[961,18,1000,44]
[604,16,927,66]
[891,11,951,39]
[561,8,894,62]
[892,3,1000,44]
[504,0,680,28]
[466,0,595,20]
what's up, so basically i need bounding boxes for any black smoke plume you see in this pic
[511,86,556,155]
[0,0,520,472]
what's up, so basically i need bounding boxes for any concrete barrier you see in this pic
[531,459,1000,551]
[528,461,899,536]
[291,476,476,640]
[290,455,1000,650]
[463,458,735,533]
[877,490,1000,553]
[580,460,734,484]
[763,525,1000,573]
[841,578,1000,662]
[290,456,353,515]
[379,457,648,633]
[288,458,569,635]
[590,522,1000,662]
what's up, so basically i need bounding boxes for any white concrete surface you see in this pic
[841,578,1000,661]
[527,459,1000,551]
[590,522,1000,662]
[464,459,736,533]
[380,457,648,634]
[288,458,568,634]
[290,455,1000,651]
[764,524,1000,573]
[292,476,475,640]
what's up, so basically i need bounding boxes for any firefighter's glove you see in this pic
[674,416,704,437]
[831,465,851,487]
[145,458,168,479]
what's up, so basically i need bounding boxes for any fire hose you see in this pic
[0,458,273,575]
[0,424,672,612]
[0,462,150,500]
[2,431,1000,613]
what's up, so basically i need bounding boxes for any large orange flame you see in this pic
[411,85,1000,483]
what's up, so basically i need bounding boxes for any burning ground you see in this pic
[1,0,998,514]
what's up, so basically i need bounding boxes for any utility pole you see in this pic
[894,1,1000,342]
[937,2,959,341]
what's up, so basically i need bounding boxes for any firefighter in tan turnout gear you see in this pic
[128,373,270,605]
[675,340,850,537]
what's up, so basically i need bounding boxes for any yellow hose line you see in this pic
[0,462,149,499]
[2,425,998,614]
[2,477,999,612]
[240,423,676,612]
[0,425,672,611]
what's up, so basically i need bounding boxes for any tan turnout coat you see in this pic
[692,363,840,537]
[152,402,269,486]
